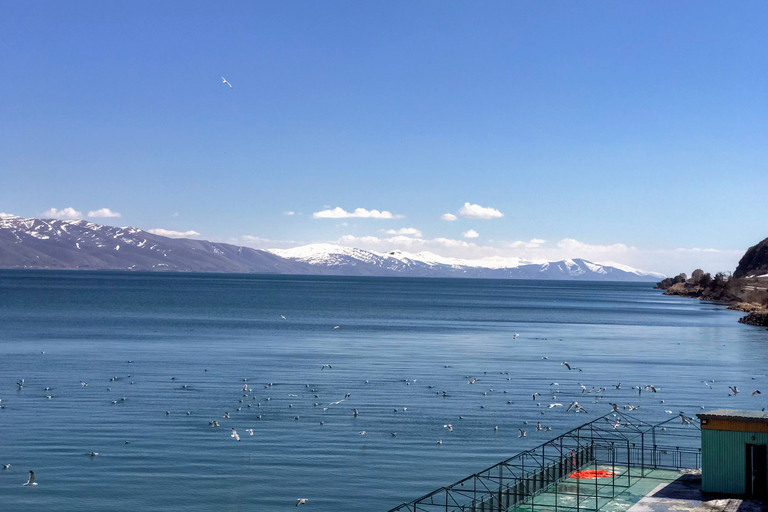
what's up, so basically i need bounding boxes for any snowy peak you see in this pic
[0,216,664,280]
[266,244,663,281]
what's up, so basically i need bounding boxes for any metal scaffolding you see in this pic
[388,411,701,512]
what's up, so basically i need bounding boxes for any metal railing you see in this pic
[388,412,700,512]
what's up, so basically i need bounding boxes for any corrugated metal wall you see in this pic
[702,430,768,494]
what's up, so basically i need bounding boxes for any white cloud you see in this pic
[87,208,121,218]
[147,228,201,239]
[312,207,404,219]
[384,227,422,237]
[508,238,546,249]
[284,211,295,216]
[462,229,479,238]
[41,207,83,220]
[458,202,504,219]
[0,212,18,219]
[172,212,179,217]
[440,213,458,221]
[239,235,297,249]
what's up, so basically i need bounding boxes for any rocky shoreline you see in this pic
[738,311,768,327]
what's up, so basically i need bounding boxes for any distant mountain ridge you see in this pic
[0,215,664,281]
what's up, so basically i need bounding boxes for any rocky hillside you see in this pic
[734,237,768,278]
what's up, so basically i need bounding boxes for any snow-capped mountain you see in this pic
[0,215,664,281]
[0,214,309,274]
[267,244,665,281]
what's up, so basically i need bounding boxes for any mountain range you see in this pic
[0,214,664,281]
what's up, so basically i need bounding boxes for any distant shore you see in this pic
[656,274,768,329]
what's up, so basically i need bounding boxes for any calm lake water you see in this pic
[0,271,765,511]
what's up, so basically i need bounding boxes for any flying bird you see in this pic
[221,77,232,88]
[322,364,332,370]
[562,362,572,370]
[518,429,526,437]
[246,429,254,436]
[444,424,453,432]
[753,390,762,396]
[24,471,37,486]
[729,386,739,395]
[296,498,308,506]
[231,428,240,441]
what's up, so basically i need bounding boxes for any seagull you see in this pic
[513,333,519,339]
[246,429,254,436]
[444,424,453,432]
[646,385,658,393]
[562,362,572,370]
[359,431,366,435]
[536,422,542,431]
[296,498,308,506]
[333,326,340,330]
[221,77,232,88]
[753,390,762,396]
[231,428,240,441]
[322,364,332,370]
[627,404,638,411]
[80,381,88,387]
[532,392,541,400]
[210,421,220,427]
[614,383,621,389]
[548,403,563,408]
[281,315,286,320]
[3,464,10,469]
[609,403,619,411]
[24,470,37,486]
[518,429,526,437]
[567,401,579,412]
[611,418,621,429]
[89,452,98,456]
[436,440,442,445]
[729,386,739,395]
[352,409,359,417]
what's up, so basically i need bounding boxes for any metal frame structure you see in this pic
[388,412,701,512]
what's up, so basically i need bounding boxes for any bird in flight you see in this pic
[518,429,526,437]
[231,428,240,441]
[24,471,37,486]
[221,77,232,88]
[562,362,572,370]
[321,364,332,370]
[729,386,739,395]
[444,424,453,432]
[296,498,308,506]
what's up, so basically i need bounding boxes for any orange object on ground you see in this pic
[568,470,615,479]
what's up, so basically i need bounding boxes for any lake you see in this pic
[0,271,764,511]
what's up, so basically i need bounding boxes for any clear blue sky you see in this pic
[1,1,766,275]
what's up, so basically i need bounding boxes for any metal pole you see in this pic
[641,432,645,478]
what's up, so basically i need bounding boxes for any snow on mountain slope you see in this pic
[267,244,663,281]
[0,216,664,280]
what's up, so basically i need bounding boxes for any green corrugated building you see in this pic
[697,409,768,498]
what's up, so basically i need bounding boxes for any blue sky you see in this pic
[1,2,766,275]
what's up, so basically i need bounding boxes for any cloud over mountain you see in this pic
[147,228,201,238]
[458,203,504,219]
[312,207,404,219]
[88,208,122,218]
[41,207,83,220]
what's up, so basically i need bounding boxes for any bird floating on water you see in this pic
[24,471,37,486]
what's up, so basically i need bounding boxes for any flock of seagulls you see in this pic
[2,326,765,506]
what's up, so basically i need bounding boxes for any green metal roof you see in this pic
[697,409,768,423]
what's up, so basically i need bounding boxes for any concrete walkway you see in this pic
[627,474,768,512]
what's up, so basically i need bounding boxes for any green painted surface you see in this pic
[701,430,768,494]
